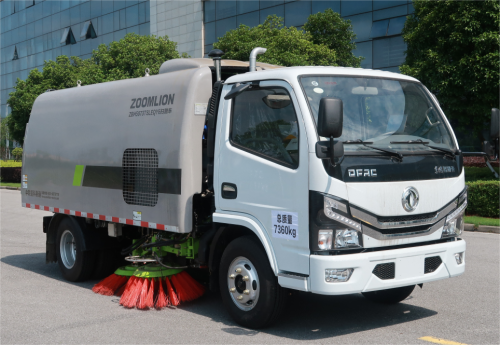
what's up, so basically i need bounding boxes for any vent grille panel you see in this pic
[378,212,437,224]
[424,256,442,274]
[122,148,158,207]
[372,262,395,280]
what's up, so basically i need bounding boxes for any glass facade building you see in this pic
[0,0,150,119]
[1,0,414,121]
[203,0,413,72]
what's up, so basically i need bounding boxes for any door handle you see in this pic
[221,183,237,199]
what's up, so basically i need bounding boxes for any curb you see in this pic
[0,186,20,191]
[464,223,500,234]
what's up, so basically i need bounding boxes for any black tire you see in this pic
[362,285,415,304]
[55,217,97,282]
[219,236,287,329]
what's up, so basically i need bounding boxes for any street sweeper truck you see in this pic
[21,47,478,328]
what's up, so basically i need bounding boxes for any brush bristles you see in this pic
[92,274,129,296]
[137,278,150,310]
[166,277,180,306]
[121,276,142,308]
[119,276,137,305]
[145,278,156,309]
[155,279,169,309]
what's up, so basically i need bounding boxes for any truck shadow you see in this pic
[1,252,97,290]
[2,253,438,340]
[181,289,437,340]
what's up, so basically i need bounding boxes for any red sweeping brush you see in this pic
[92,274,129,296]
[165,277,180,306]
[155,279,169,309]
[171,272,206,302]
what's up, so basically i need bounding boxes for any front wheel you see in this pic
[362,285,415,304]
[219,236,287,329]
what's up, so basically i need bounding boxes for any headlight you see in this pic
[335,229,361,248]
[442,193,467,237]
[324,196,361,230]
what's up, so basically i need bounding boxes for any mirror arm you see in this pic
[330,136,335,162]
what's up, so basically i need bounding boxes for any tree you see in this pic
[400,0,500,138]
[303,8,362,67]
[7,34,185,145]
[214,16,338,67]
[1,117,11,160]
[12,147,23,161]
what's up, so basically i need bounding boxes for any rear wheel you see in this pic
[362,285,415,304]
[56,218,97,282]
[219,236,287,329]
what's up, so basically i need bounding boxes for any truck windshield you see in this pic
[300,76,456,153]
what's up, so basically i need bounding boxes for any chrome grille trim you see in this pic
[350,199,457,230]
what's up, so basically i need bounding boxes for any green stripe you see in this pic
[72,165,84,186]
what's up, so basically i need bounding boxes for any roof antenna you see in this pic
[144,68,150,77]
[77,80,81,87]
[208,49,224,82]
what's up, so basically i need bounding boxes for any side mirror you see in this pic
[317,98,343,138]
[316,98,344,165]
[491,108,499,140]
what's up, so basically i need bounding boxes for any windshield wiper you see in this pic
[344,139,403,162]
[390,139,458,159]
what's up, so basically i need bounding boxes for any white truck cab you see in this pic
[22,48,467,329]
[206,55,466,325]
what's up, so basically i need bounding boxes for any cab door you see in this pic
[215,80,310,275]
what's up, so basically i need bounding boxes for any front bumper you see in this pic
[309,239,466,295]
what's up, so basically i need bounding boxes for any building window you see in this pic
[12,46,19,60]
[80,21,97,40]
[60,27,76,45]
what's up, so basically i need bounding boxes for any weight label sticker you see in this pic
[195,103,208,115]
[271,211,298,240]
[133,211,142,221]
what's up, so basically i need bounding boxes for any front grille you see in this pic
[373,262,395,280]
[375,224,431,235]
[122,148,158,207]
[378,212,438,224]
[424,256,442,274]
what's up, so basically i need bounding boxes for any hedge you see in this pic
[466,180,500,218]
[0,167,21,183]
[0,160,22,167]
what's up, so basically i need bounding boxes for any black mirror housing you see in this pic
[317,98,343,138]
[491,108,499,139]
[315,140,344,160]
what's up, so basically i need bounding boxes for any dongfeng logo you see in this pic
[402,187,419,212]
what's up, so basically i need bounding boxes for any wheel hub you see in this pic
[227,256,259,311]
[60,230,76,269]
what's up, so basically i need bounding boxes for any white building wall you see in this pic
[150,0,204,58]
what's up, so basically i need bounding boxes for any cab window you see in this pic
[230,86,299,168]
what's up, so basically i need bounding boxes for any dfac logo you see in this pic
[402,186,419,212]
[348,169,377,177]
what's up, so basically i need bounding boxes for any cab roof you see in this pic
[225,65,420,84]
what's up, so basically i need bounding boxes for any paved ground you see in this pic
[1,189,499,344]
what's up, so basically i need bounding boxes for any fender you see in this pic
[213,212,279,275]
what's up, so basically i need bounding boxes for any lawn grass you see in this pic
[464,166,499,182]
[464,215,500,227]
[0,182,21,188]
